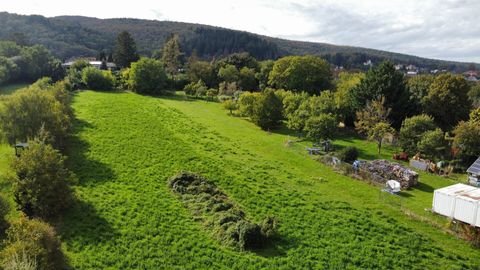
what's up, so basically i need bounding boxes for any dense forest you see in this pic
[0,12,478,71]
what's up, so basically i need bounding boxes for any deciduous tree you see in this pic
[304,113,337,143]
[127,58,168,94]
[354,97,391,136]
[399,114,437,155]
[423,73,471,130]
[11,138,74,219]
[268,55,332,95]
[369,122,395,155]
[350,61,410,127]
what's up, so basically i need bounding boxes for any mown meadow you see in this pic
[52,90,480,269]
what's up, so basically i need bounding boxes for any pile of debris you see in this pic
[359,160,419,189]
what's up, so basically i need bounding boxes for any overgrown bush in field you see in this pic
[417,128,447,160]
[222,99,238,115]
[399,114,437,155]
[250,89,283,130]
[127,58,168,94]
[169,172,276,250]
[453,119,480,164]
[337,146,359,163]
[238,92,259,117]
[0,215,65,270]
[10,138,74,219]
[0,81,71,146]
[183,79,207,96]
[63,60,92,90]
[2,249,38,270]
[304,113,337,143]
[282,91,310,132]
[81,66,114,90]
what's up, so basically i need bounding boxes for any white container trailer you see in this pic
[432,183,480,226]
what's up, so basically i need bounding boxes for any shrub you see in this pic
[0,215,65,270]
[338,146,359,163]
[127,58,168,94]
[238,92,259,117]
[0,193,9,232]
[417,128,447,160]
[11,139,74,219]
[2,249,38,270]
[399,114,437,155]
[222,99,238,115]
[0,84,71,147]
[183,80,208,96]
[304,113,337,143]
[250,89,283,130]
[453,120,480,162]
[81,66,114,90]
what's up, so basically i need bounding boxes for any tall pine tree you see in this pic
[113,31,139,68]
[350,61,410,128]
[161,34,184,76]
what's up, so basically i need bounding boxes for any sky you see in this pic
[2,0,479,63]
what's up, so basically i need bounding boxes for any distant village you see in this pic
[332,59,479,81]
[63,56,479,83]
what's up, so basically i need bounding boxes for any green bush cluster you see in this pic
[10,138,74,219]
[0,79,72,148]
[169,172,276,250]
[337,146,359,163]
[81,66,114,91]
[0,215,65,270]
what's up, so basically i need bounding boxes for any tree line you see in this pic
[0,79,75,268]
[103,30,479,168]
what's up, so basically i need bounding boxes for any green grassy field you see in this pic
[53,91,480,269]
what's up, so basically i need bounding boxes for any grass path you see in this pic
[58,91,480,269]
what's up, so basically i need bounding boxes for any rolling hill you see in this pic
[1,12,478,71]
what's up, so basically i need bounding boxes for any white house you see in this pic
[62,60,117,70]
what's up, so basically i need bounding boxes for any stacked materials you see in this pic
[360,159,419,189]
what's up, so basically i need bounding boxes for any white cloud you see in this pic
[1,0,479,62]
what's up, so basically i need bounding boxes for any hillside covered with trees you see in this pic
[0,12,478,71]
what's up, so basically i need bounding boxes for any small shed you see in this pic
[467,157,480,186]
[432,183,480,226]
[14,142,29,157]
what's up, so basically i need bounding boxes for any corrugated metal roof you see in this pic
[435,183,480,202]
[467,157,480,175]
[435,183,477,196]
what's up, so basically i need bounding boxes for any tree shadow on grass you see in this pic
[333,143,379,161]
[397,191,414,198]
[66,118,116,187]
[59,199,118,248]
[413,182,435,193]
